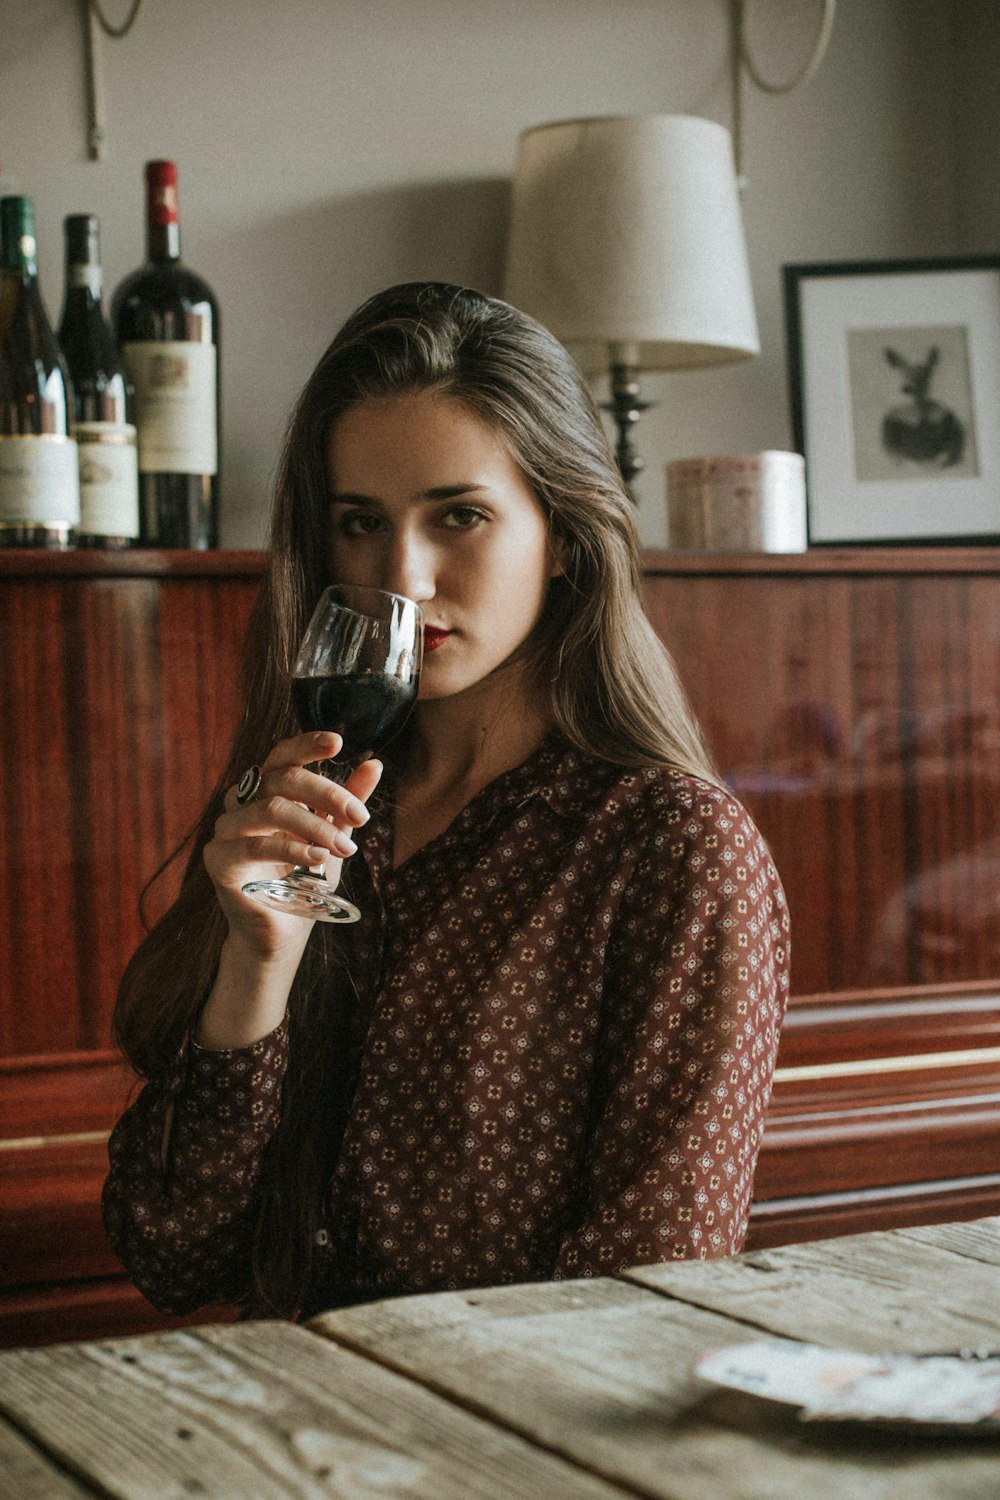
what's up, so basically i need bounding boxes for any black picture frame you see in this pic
[783,256,1000,545]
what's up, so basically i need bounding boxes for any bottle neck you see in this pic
[145,171,182,264]
[65,263,103,300]
[146,220,181,263]
[2,198,38,276]
[63,215,103,302]
[2,247,36,278]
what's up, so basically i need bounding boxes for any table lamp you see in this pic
[503,114,760,495]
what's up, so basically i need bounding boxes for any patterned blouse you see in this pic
[102,733,790,1318]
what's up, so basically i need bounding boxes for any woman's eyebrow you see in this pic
[330,483,488,506]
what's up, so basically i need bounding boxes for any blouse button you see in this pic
[315,1228,330,1247]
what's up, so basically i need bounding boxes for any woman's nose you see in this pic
[384,531,435,604]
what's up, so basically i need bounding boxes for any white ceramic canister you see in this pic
[666,451,807,553]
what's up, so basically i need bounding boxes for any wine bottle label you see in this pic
[122,340,218,475]
[74,422,140,539]
[67,264,102,294]
[0,435,80,526]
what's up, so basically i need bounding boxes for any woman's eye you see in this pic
[442,505,488,529]
[335,511,383,537]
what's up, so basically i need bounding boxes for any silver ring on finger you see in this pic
[235,765,264,805]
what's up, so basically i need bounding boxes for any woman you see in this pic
[103,282,790,1320]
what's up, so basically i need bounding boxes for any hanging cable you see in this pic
[738,0,836,94]
[90,0,143,39]
[731,0,837,181]
[82,0,144,160]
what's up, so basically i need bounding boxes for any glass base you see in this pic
[241,870,360,923]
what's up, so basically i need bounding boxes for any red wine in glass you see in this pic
[291,673,417,768]
[242,585,422,922]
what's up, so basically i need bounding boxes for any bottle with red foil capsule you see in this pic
[112,160,220,548]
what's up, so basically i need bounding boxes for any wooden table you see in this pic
[2,1219,999,1498]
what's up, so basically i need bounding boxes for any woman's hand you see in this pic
[195,732,382,1050]
[204,730,382,960]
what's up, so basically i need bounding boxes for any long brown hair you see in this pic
[113,282,716,1312]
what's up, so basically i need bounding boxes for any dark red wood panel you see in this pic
[780,981,1000,1065]
[0,559,259,1056]
[746,1179,1000,1249]
[1,1050,135,1136]
[643,560,1000,994]
[0,1282,238,1352]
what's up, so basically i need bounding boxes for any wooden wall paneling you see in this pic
[748,983,1000,1247]
[3,1137,123,1286]
[1,555,260,1348]
[1,1050,135,1137]
[643,560,1000,994]
[900,574,1000,984]
[0,1280,238,1351]
[967,577,1000,969]
[0,566,259,1059]
[779,982,1000,1065]
[756,1065,1000,1197]
[159,579,253,835]
[644,570,912,994]
[746,1176,1000,1248]
[841,575,909,990]
[73,578,163,1052]
[1,580,87,1056]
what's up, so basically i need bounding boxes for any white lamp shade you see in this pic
[503,114,760,374]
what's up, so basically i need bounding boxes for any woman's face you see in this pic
[326,390,562,704]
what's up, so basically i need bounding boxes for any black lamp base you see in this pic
[601,363,655,501]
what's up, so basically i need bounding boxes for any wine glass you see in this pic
[242,584,422,922]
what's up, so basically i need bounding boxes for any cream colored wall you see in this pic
[0,0,974,547]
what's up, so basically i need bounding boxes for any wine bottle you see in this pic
[0,196,80,548]
[112,160,220,549]
[59,213,139,548]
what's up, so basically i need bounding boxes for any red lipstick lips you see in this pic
[423,627,451,653]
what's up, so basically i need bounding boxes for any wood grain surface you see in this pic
[4,1218,1000,1499]
[642,564,1000,995]
[0,1321,624,1500]
[307,1219,1000,1500]
[0,569,258,1058]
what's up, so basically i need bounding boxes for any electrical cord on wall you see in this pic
[731,0,837,184]
[90,0,143,39]
[82,0,145,160]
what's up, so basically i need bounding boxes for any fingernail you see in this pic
[306,845,329,862]
[346,799,370,825]
[334,833,358,857]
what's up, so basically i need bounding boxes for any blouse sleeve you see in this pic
[101,1021,288,1315]
[553,781,790,1277]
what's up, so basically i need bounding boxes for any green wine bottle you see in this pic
[0,196,80,547]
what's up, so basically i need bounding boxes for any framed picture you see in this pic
[784,257,1000,544]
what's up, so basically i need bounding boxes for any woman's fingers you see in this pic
[343,757,383,804]
[224,731,342,811]
[212,742,384,875]
[215,798,358,858]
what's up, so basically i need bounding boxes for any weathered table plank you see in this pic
[620,1222,1000,1353]
[310,1273,1000,1500]
[0,1421,93,1500]
[5,1220,1000,1500]
[0,1320,630,1500]
[899,1216,1000,1266]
